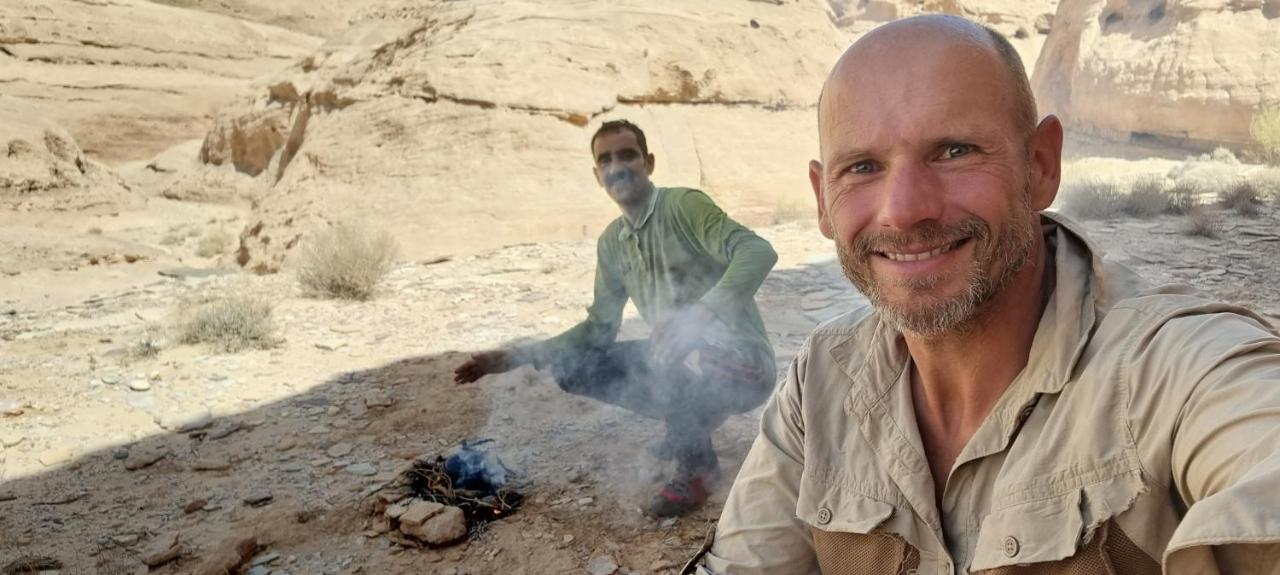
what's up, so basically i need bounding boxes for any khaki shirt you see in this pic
[700,213,1280,574]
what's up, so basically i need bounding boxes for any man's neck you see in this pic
[907,239,1053,439]
[619,184,656,226]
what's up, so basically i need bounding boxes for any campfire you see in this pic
[406,456,524,527]
[371,440,522,547]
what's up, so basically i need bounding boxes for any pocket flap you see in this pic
[797,492,895,533]
[971,471,1146,570]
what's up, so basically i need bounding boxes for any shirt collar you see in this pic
[617,185,662,241]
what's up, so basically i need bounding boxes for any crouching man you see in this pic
[456,120,778,517]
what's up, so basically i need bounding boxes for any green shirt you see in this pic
[531,186,777,366]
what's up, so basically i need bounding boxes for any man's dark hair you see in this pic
[591,119,649,156]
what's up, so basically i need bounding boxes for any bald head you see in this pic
[818,15,1037,151]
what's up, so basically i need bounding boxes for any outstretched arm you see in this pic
[454,233,628,384]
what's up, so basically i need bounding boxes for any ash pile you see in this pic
[368,439,522,548]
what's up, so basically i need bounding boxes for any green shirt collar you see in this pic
[618,185,662,241]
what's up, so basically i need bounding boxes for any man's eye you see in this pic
[616,150,639,161]
[941,143,974,159]
[848,161,877,175]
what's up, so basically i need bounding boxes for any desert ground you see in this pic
[3,1,1280,574]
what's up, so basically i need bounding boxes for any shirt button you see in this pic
[816,507,832,525]
[1003,536,1020,558]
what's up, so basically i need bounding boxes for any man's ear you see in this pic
[593,164,604,187]
[645,153,656,176]
[1027,115,1064,211]
[810,159,834,239]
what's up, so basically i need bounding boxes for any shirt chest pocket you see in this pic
[970,473,1161,574]
[798,494,921,575]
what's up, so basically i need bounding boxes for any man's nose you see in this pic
[877,160,944,230]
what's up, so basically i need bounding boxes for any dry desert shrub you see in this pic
[196,228,234,257]
[1182,207,1220,238]
[1122,176,1171,218]
[1060,179,1125,220]
[1251,105,1280,166]
[1219,180,1261,216]
[297,221,398,300]
[177,295,277,353]
[1166,179,1202,214]
[1249,168,1280,204]
[770,199,810,225]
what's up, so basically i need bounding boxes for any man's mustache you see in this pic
[605,169,635,187]
[853,218,988,256]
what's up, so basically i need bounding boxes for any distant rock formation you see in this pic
[199,0,849,271]
[1033,0,1280,151]
[0,96,134,210]
[0,0,321,164]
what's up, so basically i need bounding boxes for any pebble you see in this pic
[128,379,152,392]
[244,490,274,507]
[280,462,306,473]
[141,532,182,567]
[1,399,23,416]
[326,442,354,458]
[586,555,620,575]
[403,506,467,545]
[124,447,169,471]
[275,436,298,452]
[155,409,213,432]
[251,551,281,566]
[246,567,271,575]
[1,434,25,448]
[315,340,348,351]
[38,447,78,467]
[112,447,130,460]
[184,499,208,514]
[112,533,141,546]
[101,374,122,385]
[206,421,245,440]
[191,457,233,471]
[577,497,595,506]
[346,463,378,476]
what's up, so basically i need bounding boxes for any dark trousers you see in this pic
[547,340,773,472]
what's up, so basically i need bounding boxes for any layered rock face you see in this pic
[1033,0,1280,150]
[200,0,848,271]
[0,97,133,210]
[0,0,321,164]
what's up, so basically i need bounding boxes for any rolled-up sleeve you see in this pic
[1146,312,1280,573]
[697,344,819,575]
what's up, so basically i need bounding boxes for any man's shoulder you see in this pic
[658,186,718,211]
[793,298,881,369]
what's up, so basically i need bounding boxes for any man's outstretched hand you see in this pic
[454,350,513,384]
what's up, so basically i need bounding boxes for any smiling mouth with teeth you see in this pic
[880,239,967,262]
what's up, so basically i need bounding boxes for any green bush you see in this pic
[1250,105,1280,166]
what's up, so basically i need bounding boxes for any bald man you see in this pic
[690,14,1280,575]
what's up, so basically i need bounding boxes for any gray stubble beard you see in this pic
[834,191,1038,338]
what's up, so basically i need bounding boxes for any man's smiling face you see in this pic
[811,23,1054,335]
